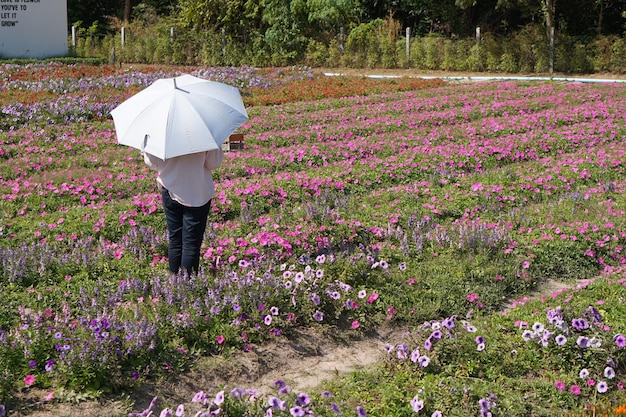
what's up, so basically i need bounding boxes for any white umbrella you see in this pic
[111,74,248,160]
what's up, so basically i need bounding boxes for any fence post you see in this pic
[121,27,126,49]
[340,27,344,54]
[476,26,481,46]
[222,27,226,57]
[405,27,410,64]
[170,27,174,42]
[71,26,76,48]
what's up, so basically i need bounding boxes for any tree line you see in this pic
[67,0,626,70]
[70,0,625,40]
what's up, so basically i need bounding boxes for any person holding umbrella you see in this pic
[111,74,248,275]
[143,147,224,275]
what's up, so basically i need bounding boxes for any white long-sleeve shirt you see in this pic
[144,149,224,207]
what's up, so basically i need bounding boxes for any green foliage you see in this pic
[64,7,626,76]
[305,39,329,67]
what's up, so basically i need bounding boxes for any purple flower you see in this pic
[432,411,443,417]
[442,316,456,329]
[290,406,305,417]
[397,343,409,360]
[310,294,321,306]
[278,384,291,395]
[588,306,603,323]
[475,335,485,345]
[357,406,367,417]
[614,333,626,348]
[230,387,244,400]
[410,395,424,412]
[45,359,55,372]
[418,355,430,368]
[555,335,567,346]
[572,318,589,331]
[192,391,206,403]
[214,390,224,406]
[410,348,420,363]
[296,393,310,406]
[604,367,615,379]
[313,310,324,322]
[424,338,432,351]
[577,336,590,348]
[268,396,286,410]
[479,398,490,410]
[597,381,608,393]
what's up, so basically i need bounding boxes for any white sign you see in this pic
[0,0,67,59]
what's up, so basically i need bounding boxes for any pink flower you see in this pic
[570,385,581,395]
[216,335,225,345]
[466,293,479,302]
[522,261,530,269]
[366,292,379,303]
[351,321,360,329]
[24,375,35,386]
[555,380,566,390]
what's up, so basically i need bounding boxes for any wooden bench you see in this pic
[222,133,244,152]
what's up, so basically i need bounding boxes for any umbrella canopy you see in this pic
[111,74,248,160]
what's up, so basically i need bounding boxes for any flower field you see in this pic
[1,63,626,417]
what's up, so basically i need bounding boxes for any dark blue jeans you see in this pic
[161,188,212,275]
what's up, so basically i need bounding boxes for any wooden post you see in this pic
[476,26,481,46]
[71,26,76,48]
[121,27,126,49]
[340,27,344,54]
[222,28,226,57]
